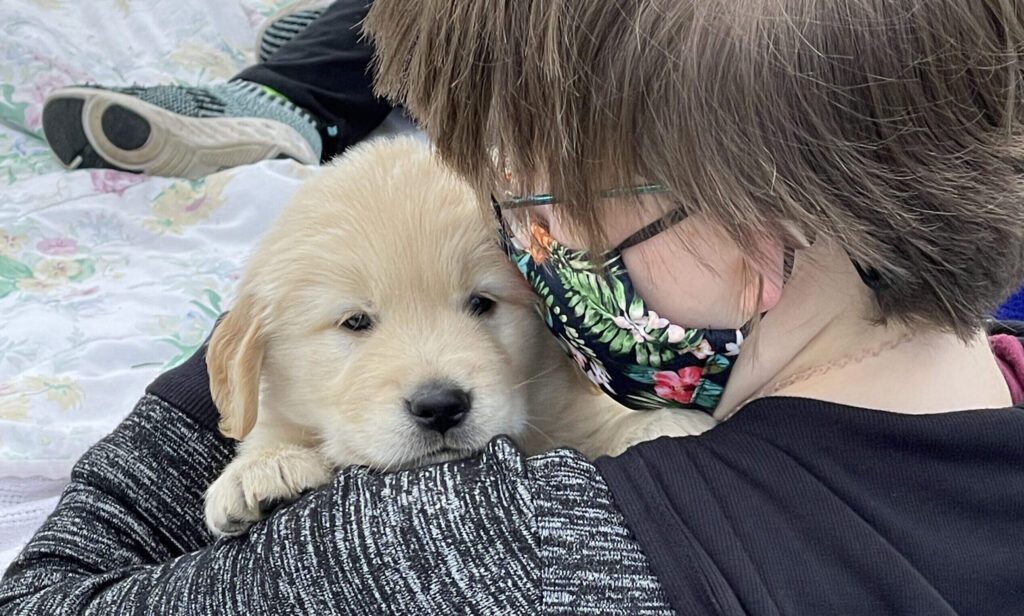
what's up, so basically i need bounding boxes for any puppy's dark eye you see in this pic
[338,313,374,332]
[468,295,495,317]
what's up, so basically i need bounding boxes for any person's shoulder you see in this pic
[391,436,606,489]
[348,437,607,509]
[383,437,630,543]
[525,444,612,499]
[521,445,676,614]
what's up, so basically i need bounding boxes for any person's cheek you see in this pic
[621,221,754,329]
[514,205,578,251]
[542,206,587,251]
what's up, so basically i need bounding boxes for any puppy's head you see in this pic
[208,137,547,470]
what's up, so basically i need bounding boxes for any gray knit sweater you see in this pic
[0,345,673,615]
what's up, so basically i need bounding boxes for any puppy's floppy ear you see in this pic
[207,293,265,441]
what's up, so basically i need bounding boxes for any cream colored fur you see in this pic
[204,137,715,537]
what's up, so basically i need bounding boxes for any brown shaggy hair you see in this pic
[364,0,1024,337]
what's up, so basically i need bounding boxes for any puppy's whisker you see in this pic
[374,424,416,474]
[510,366,561,390]
[521,419,557,447]
[380,446,408,474]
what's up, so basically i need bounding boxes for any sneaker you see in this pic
[256,0,334,63]
[42,80,322,178]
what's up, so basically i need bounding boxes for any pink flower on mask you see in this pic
[653,366,703,404]
[36,237,77,255]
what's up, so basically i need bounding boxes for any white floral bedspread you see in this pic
[0,0,415,569]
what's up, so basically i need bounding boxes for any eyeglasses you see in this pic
[492,183,885,290]
[491,183,688,253]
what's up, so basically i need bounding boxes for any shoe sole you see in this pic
[255,0,333,62]
[42,87,318,179]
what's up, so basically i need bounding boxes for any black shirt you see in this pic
[598,397,1024,615]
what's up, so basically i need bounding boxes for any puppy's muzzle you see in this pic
[405,381,472,434]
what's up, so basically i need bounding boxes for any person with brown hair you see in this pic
[3,1,1024,614]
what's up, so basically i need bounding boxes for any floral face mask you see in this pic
[492,187,744,413]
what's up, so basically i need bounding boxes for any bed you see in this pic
[0,0,414,570]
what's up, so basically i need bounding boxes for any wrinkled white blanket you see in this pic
[0,0,415,570]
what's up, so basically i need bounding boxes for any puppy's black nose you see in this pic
[406,382,471,434]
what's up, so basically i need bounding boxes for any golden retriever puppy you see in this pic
[204,137,715,537]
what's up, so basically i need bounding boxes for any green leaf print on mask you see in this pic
[691,380,724,410]
[525,270,556,326]
[622,364,657,385]
[547,242,692,369]
[704,354,731,375]
[624,390,675,410]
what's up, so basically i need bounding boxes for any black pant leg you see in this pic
[235,0,394,160]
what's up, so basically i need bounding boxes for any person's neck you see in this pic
[714,242,1012,420]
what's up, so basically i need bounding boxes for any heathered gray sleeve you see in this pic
[0,394,673,615]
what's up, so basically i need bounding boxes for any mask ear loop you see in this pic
[776,221,884,291]
[764,224,809,326]
[781,246,796,283]
[777,220,817,286]
[851,260,885,291]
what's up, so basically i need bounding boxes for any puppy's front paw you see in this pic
[204,445,333,538]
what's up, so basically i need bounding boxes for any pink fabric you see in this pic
[990,334,1024,405]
